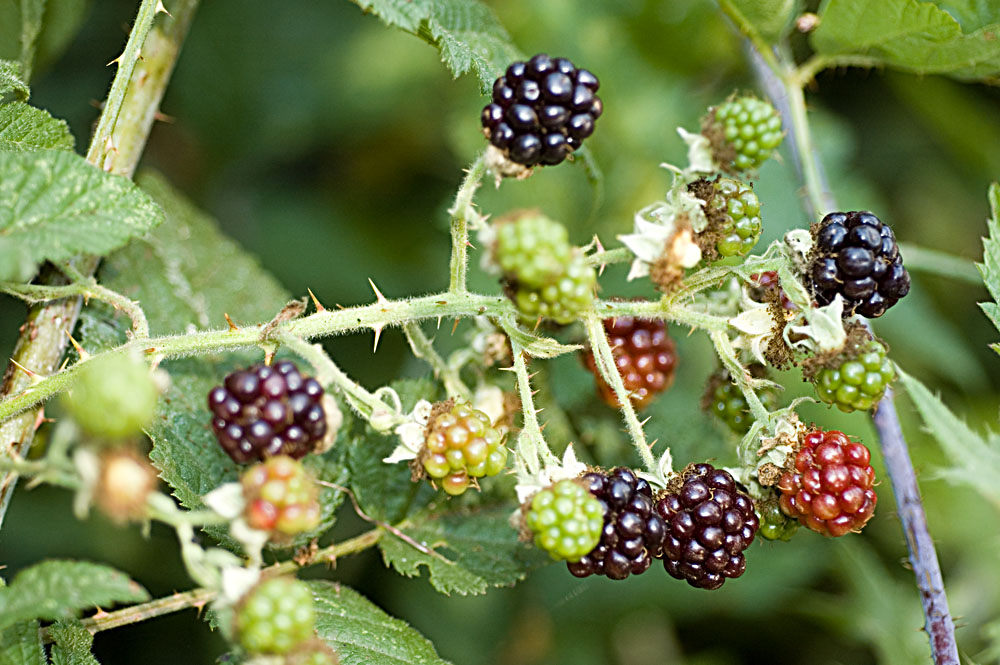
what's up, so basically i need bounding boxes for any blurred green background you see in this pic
[2,1,1000,663]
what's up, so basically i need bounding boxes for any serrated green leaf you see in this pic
[0,150,163,281]
[379,506,546,596]
[0,620,44,665]
[978,182,1000,354]
[348,0,521,93]
[309,581,452,665]
[0,58,29,100]
[725,0,800,42]
[0,101,74,152]
[345,378,440,523]
[811,0,1000,81]
[0,561,148,632]
[898,369,1000,507]
[48,620,100,665]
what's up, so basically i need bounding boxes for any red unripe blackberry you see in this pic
[566,468,667,580]
[811,211,910,318]
[655,464,758,590]
[777,429,877,537]
[749,271,796,312]
[242,455,321,538]
[208,361,327,464]
[582,314,677,409]
[482,54,602,167]
[420,400,507,496]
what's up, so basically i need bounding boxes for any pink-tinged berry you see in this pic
[420,400,507,496]
[582,314,677,409]
[777,429,877,537]
[241,455,321,538]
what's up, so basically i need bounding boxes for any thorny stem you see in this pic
[709,330,771,426]
[0,279,150,339]
[583,312,656,474]
[508,339,554,475]
[37,529,383,644]
[742,36,961,665]
[402,322,471,399]
[448,150,488,294]
[0,0,200,533]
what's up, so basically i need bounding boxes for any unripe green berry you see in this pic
[704,96,783,172]
[64,352,158,440]
[236,577,315,654]
[525,479,605,562]
[422,401,508,496]
[495,213,572,288]
[756,499,798,541]
[812,338,895,412]
[704,178,762,258]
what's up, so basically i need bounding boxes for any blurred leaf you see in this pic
[0,620,44,665]
[898,369,1000,507]
[724,0,800,42]
[309,580,452,665]
[17,0,46,81]
[0,58,29,100]
[0,150,163,282]
[978,182,1000,355]
[812,0,1000,81]
[0,101,74,152]
[348,0,522,93]
[345,377,440,523]
[48,620,100,665]
[0,0,89,75]
[77,169,292,353]
[0,560,149,631]
[379,506,546,595]
[934,0,1000,30]
[798,539,928,665]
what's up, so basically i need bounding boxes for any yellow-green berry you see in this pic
[236,577,315,654]
[525,479,605,562]
[421,401,507,496]
[64,352,158,440]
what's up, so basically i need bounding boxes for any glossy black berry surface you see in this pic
[566,468,666,580]
[810,211,910,318]
[208,361,327,463]
[655,464,758,590]
[482,54,602,167]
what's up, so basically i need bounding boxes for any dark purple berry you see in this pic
[208,362,328,464]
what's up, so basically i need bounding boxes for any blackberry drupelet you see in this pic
[778,429,877,537]
[810,211,910,318]
[582,313,677,409]
[208,361,327,464]
[481,54,603,167]
[525,479,605,562]
[242,455,321,538]
[420,400,507,496]
[703,96,783,172]
[567,468,666,580]
[655,464,758,590]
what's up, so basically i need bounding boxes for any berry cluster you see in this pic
[494,213,596,324]
[749,271,796,312]
[703,96,783,172]
[482,53,602,167]
[694,178,762,259]
[655,464,758,590]
[778,429,877,537]
[421,400,508,496]
[525,479,605,562]
[209,361,327,463]
[567,468,666,580]
[582,313,677,409]
[811,336,895,412]
[236,577,316,655]
[811,211,910,318]
[702,366,777,436]
[242,455,321,538]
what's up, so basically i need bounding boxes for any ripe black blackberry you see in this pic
[481,54,602,167]
[811,211,910,318]
[655,464,758,590]
[208,361,327,463]
[566,468,666,580]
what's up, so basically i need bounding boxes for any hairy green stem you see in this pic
[448,151,488,294]
[583,312,656,474]
[508,339,553,475]
[1,279,150,338]
[403,322,471,399]
[709,330,771,426]
[715,0,782,76]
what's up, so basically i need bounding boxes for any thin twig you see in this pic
[744,37,961,665]
[448,150,488,294]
